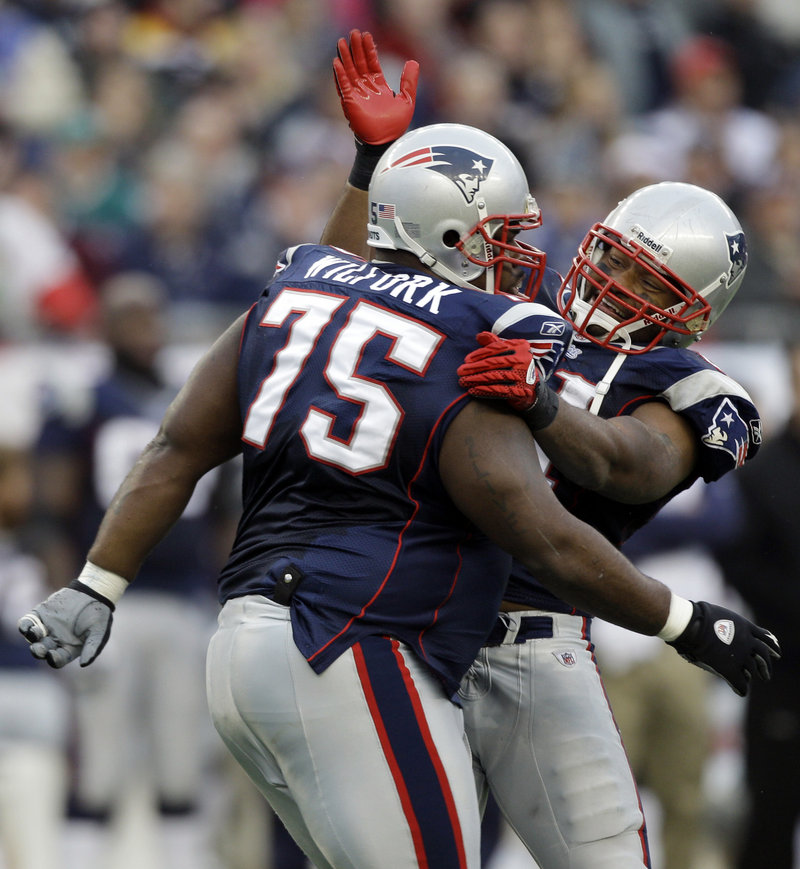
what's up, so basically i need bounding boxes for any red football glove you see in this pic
[333,29,419,145]
[457,331,544,411]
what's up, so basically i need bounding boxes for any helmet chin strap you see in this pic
[390,216,488,292]
[569,290,631,413]
[589,350,627,415]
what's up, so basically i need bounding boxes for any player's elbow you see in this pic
[566,455,617,494]
[140,428,206,488]
[507,517,586,578]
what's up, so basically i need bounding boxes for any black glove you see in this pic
[667,600,780,696]
[18,581,114,669]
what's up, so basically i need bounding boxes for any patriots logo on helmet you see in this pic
[701,397,749,467]
[725,231,747,287]
[387,146,494,204]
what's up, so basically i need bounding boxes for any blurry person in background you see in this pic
[113,142,255,326]
[0,0,83,139]
[0,183,97,339]
[0,122,97,340]
[639,34,779,203]
[50,70,153,288]
[715,338,800,869]
[33,271,237,869]
[593,477,743,869]
[0,439,70,869]
[574,0,691,115]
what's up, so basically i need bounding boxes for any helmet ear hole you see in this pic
[442,229,460,248]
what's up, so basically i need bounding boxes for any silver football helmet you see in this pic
[557,182,748,354]
[367,123,545,296]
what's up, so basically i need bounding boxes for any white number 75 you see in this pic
[242,289,444,474]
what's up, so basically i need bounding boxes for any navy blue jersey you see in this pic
[37,367,223,600]
[0,545,48,669]
[217,244,572,697]
[505,271,762,614]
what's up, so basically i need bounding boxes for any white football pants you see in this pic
[206,595,483,869]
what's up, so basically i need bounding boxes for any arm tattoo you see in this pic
[463,434,527,536]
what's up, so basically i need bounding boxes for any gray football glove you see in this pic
[18,581,114,669]
[667,600,780,696]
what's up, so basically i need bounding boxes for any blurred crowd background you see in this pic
[1,1,800,868]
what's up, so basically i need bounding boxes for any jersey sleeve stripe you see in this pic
[661,369,755,410]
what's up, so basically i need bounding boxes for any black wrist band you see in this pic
[68,579,116,611]
[348,138,392,190]
[520,383,560,431]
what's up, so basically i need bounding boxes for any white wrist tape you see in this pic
[657,593,694,641]
[77,562,129,605]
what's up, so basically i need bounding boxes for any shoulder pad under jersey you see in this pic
[641,347,761,479]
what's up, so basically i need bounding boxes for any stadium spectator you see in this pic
[594,478,742,869]
[0,438,70,869]
[636,34,780,203]
[33,271,236,869]
[715,338,800,869]
[0,146,97,340]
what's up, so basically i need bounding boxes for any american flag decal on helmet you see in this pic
[385,146,495,204]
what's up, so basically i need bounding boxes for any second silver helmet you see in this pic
[558,182,748,353]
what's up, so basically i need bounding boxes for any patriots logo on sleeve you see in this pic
[387,146,494,204]
[701,397,749,467]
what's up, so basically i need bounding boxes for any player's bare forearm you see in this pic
[88,316,246,580]
[87,434,204,578]
[319,183,369,258]
[440,401,671,634]
[534,399,697,503]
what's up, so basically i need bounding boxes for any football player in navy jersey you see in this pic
[33,272,231,869]
[18,112,777,869]
[322,30,773,869]
[456,183,761,869]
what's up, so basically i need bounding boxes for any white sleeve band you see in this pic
[78,562,129,605]
[657,593,694,641]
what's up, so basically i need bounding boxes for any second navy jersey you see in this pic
[217,244,573,697]
[37,366,223,599]
[504,271,762,614]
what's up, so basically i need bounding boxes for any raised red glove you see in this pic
[333,29,419,145]
[457,331,543,411]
